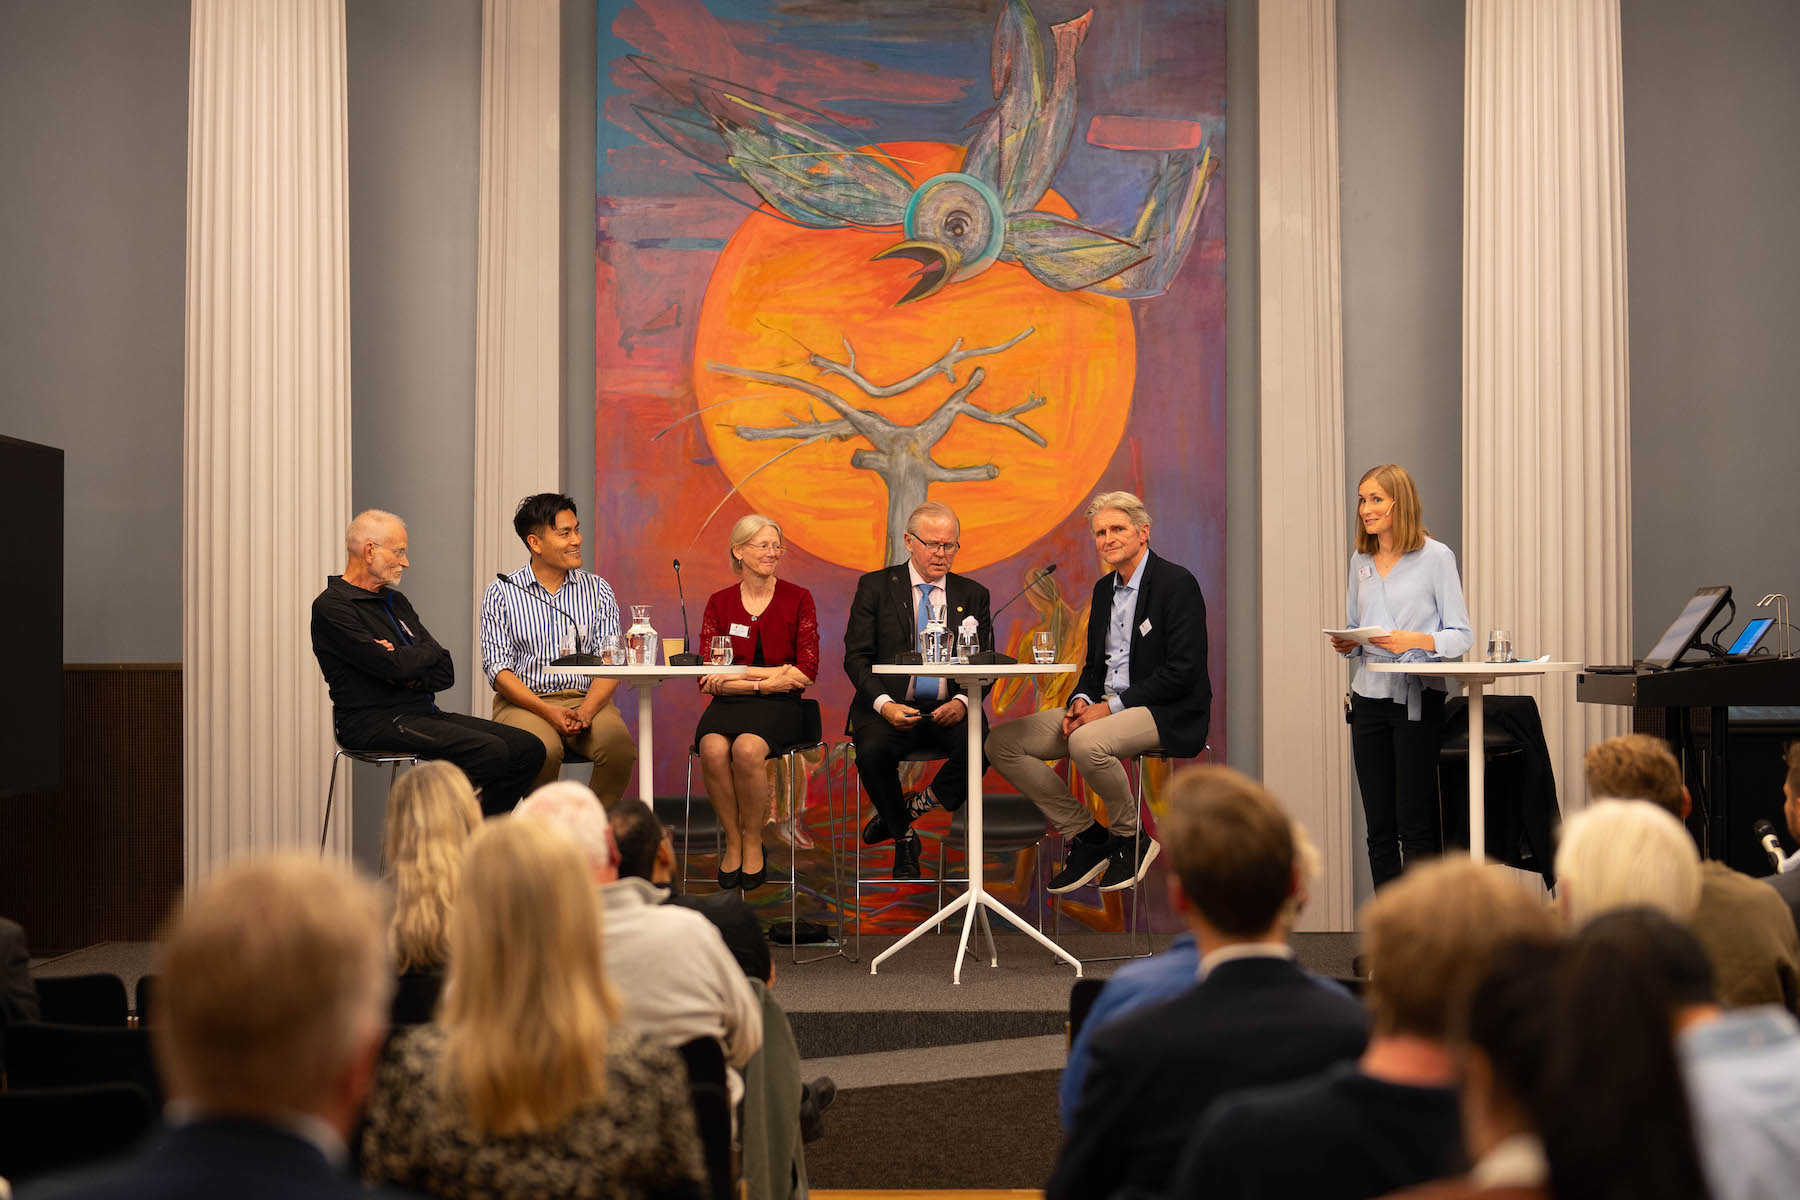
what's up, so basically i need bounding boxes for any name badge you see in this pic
[1139,619,1153,636]
[1359,564,1373,580]
[729,622,750,637]
[399,620,414,638]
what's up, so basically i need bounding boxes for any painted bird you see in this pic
[628,0,1217,304]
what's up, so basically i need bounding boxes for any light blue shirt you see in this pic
[1075,553,1147,715]
[1059,932,1199,1129]
[1344,537,1472,718]
[1680,1006,1800,1200]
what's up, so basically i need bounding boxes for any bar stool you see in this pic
[680,700,848,964]
[321,746,419,852]
[832,743,950,963]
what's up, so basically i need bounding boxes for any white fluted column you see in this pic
[1463,0,1632,813]
[472,0,561,674]
[1259,0,1354,930]
[185,0,351,876]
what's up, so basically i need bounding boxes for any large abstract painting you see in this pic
[596,0,1227,932]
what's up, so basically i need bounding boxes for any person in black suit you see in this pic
[1046,766,1366,1200]
[989,491,1210,892]
[23,856,401,1200]
[844,501,994,878]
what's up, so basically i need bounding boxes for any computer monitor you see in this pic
[1726,617,1774,659]
[1642,586,1732,670]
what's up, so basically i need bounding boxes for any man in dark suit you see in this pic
[24,856,401,1200]
[989,491,1210,891]
[844,501,993,878]
[1046,767,1366,1200]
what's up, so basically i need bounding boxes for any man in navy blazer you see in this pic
[24,857,401,1200]
[1045,767,1367,1200]
[843,501,994,878]
[990,491,1210,891]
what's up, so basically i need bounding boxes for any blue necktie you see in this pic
[915,583,941,701]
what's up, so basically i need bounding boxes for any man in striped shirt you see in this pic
[479,492,637,802]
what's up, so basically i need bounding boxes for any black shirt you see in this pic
[310,576,455,715]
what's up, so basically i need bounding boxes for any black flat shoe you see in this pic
[717,866,742,890]
[741,864,768,891]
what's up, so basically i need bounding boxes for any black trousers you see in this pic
[335,708,546,817]
[850,699,988,839]
[1350,689,1446,888]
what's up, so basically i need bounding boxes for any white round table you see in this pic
[560,664,746,803]
[1369,661,1579,862]
[871,662,1081,983]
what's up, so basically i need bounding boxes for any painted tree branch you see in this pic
[810,327,1035,397]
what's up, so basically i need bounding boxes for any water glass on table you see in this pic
[595,633,622,666]
[1485,628,1513,663]
[1032,631,1055,664]
[709,636,734,666]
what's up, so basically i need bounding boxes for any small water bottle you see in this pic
[625,604,658,665]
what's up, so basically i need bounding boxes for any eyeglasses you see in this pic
[908,535,961,554]
[743,542,785,554]
[375,543,409,561]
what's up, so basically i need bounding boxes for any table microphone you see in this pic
[970,564,1059,665]
[669,559,703,665]
[492,572,603,666]
[1754,818,1786,873]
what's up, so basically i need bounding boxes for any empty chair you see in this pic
[133,973,156,1024]
[0,1083,155,1184]
[34,973,130,1027]
[677,1036,734,1200]
[4,1021,163,1106]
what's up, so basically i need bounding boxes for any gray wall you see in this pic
[1623,0,1800,653]
[1224,0,1260,776]
[0,0,189,664]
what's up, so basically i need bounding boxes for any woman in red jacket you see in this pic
[695,513,819,890]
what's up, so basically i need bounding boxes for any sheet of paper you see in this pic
[1324,626,1390,648]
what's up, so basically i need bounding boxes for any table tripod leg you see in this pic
[871,890,972,975]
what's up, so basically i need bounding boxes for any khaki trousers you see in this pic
[986,705,1162,837]
[493,689,637,804]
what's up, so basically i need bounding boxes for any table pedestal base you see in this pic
[870,885,1084,985]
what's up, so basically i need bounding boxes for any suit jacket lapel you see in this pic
[891,567,914,644]
[1131,552,1157,635]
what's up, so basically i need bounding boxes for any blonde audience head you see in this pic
[515,780,616,884]
[1554,798,1701,928]
[153,855,390,1131]
[382,761,483,972]
[1584,733,1686,816]
[1361,857,1556,1040]
[441,817,616,1135]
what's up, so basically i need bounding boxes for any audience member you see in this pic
[1,916,39,1026]
[25,856,398,1200]
[1386,911,1712,1200]
[516,783,761,1097]
[359,817,707,1199]
[1553,798,1701,927]
[479,493,636,801]
[1047,767,1366,1200]
[382,761,482,1024]
[312,509,544,816]
[1585,734,1800,1011]
[1057,812,1330,1129]
[1169,858,1558,1200]
[1767,742,1800,933]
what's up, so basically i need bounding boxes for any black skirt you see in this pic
[694,693,808,753]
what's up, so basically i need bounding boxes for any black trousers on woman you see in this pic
[1351,689,1446,888]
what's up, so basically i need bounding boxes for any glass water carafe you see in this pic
[625,604,658,665]
[918,599,949,664]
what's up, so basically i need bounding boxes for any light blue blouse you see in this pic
[1345,537,1473,719]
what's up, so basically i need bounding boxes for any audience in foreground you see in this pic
[25,856,398,1200]
[1047,766,1367,1200]
[1,915,38,1026]
[1770,742,1800,934]
[1553,797,1701,927]
[1169,857,1557,1200]
[1584,733,1800,1011]
[1386,909,1712,1200]
[382,760,483,1024]
[360,816,707,1200]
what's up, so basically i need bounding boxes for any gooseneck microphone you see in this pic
[969,563,1060,665]
[1754,818,1786,873]
[669,559,703,665]
[493,572,601,666]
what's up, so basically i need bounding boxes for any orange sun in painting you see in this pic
[692,141,1135,573]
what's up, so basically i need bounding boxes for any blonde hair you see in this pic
[1584,734,1684,816]
[1355,464,1429,555]
[515,781,614,879]
[154,855,389,1114]
[383,761,483,973]
[727,513,782,575]
[441,818,617,1134]
[1085,490,1151,531]
[1361,858,1557,1039]
[1555,799,1702,928]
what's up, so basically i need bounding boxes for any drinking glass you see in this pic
[595,633,622,666]
[1032,631,1055,664]
[1485,628,1513,663]
[709,636,734,666]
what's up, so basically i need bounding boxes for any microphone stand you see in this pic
[670,559,703,665]
[969,564,1059,665]
[492,572,604,667]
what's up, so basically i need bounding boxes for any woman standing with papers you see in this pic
[1327,464,1472,885]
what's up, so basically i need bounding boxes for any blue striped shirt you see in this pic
[479,565,621,694]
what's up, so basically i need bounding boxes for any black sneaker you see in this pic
[1047,837,1112,894]
[1098,835,1161,892]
